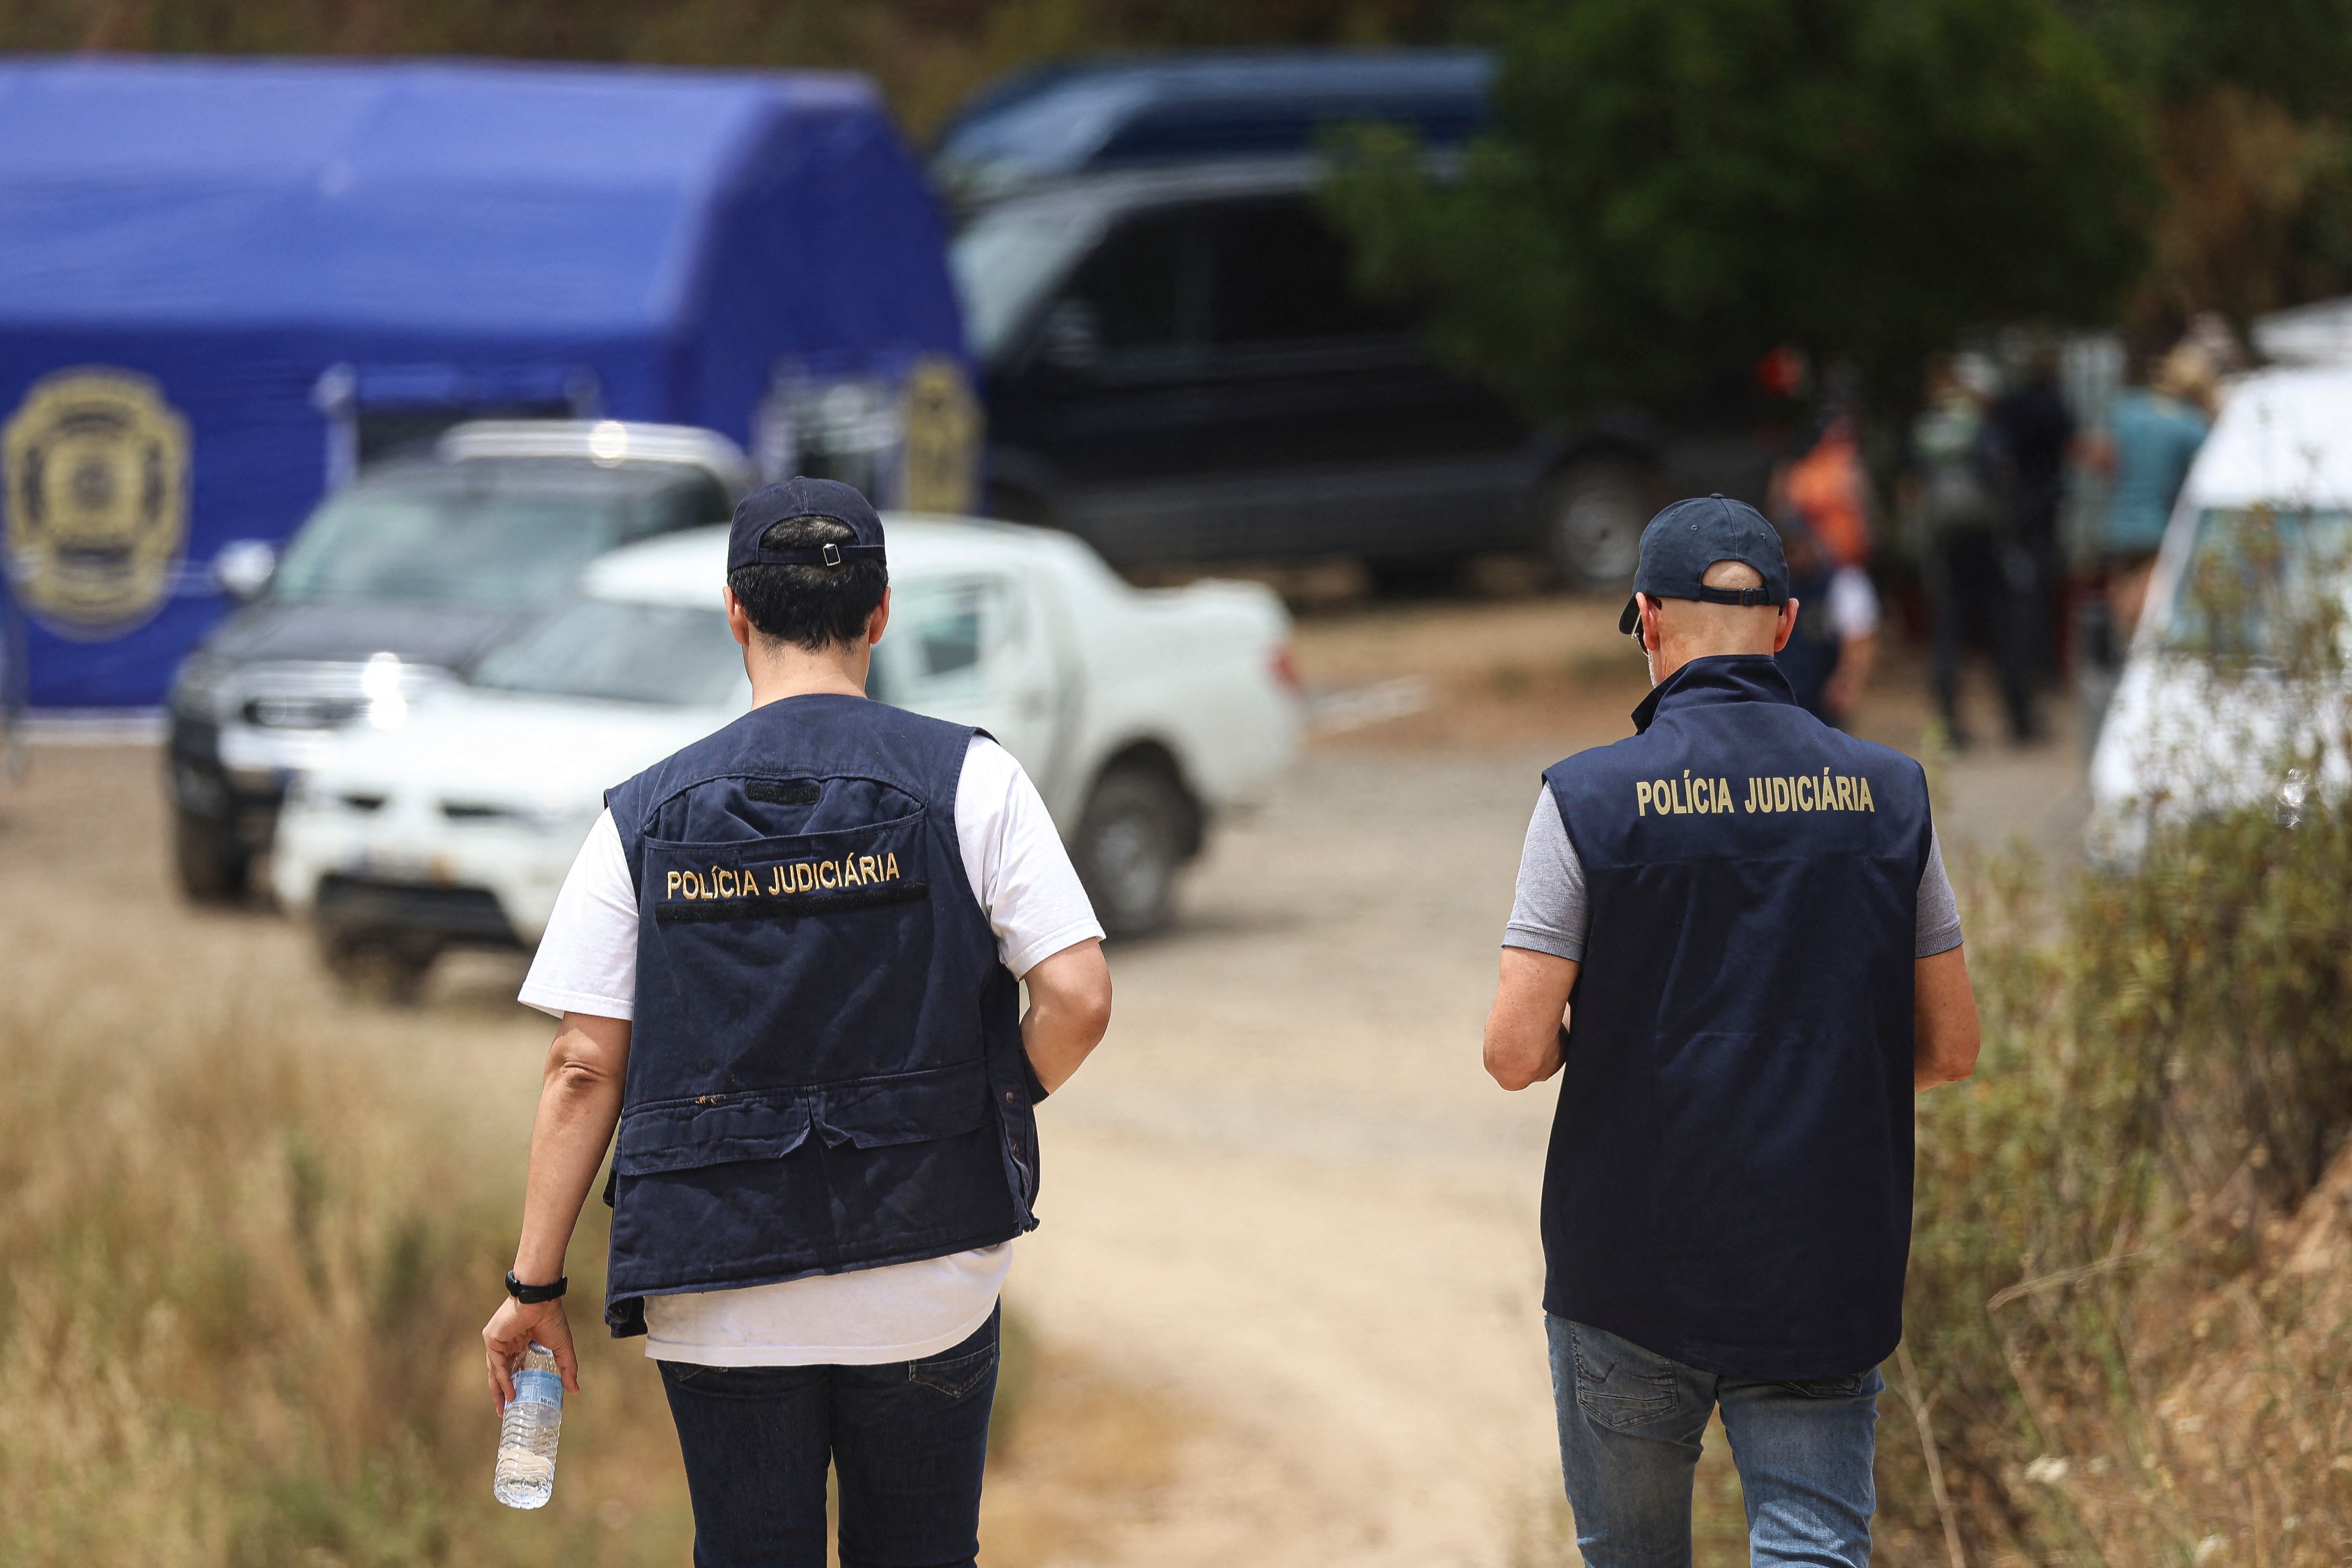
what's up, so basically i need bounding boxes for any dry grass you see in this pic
[0,937,691,1567]
[0,745,1183,1568]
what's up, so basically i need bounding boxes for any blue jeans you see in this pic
[658,1304,1000,1568]
[1548,1316,1883,1568]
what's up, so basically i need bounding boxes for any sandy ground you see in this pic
[2,591,2083,1567]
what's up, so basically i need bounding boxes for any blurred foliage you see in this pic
[1320,0,2156,417]
[2059,0,2352,341]
[1885,795,2352,1565]
[2061,0,2352,121]
[0,0,1457,137]
[1878,539,2352,1565]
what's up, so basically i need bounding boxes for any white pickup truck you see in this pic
[271,516,1300,992]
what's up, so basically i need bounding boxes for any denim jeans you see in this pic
[658,1304,1000,1568]
[1548,1316,1883,1568]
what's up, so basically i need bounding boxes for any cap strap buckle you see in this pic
[1694,584,1776,609]
[821,543,842,567]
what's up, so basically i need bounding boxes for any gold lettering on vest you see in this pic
[1635,781,1651,816]
[817,860,838,889]
[1858,776,1875,812]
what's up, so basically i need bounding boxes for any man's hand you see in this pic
[483,1295,581,1413]
[1022,938,1113,1093]
[1485,947,1580,1090]
[1914,946,1981,1092]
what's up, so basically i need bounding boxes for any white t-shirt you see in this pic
[1825,565,1881,641]
[519,734,1101,1367]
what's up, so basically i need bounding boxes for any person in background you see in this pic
[1986,348,2076,683]
[1905,355,2038,747]
[1773,519,1880,729]
[1779,404,1875,570]
[2092,343,2215,644]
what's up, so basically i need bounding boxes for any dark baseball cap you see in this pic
[726,476,888,574]
[1617,494,1792,635]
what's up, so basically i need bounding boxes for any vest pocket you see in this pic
[815,1061,995,1149]
[613,1091,813,1175]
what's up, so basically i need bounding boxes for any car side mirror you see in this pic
[212,539,277,602]
[1036,298,1101,373]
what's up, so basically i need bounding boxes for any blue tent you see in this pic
[0,57,966,709]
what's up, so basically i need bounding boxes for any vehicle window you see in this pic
[1205,199,1407,347]
[1059,209,1205,359]
[625,473,733,542]
[952,203,1105,361]
[2163,507,2352,663]
[272,486,627,608]
[872,575,1017,708]
[469,599,747,707]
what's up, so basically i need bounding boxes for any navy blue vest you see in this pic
[598,694,1037,1338]
[1541,655,1931,1379]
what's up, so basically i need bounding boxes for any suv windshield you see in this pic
[2164,507,2352,665]
[470,599,747,707]
[271,464,729,608]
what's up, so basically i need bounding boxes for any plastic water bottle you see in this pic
[494,1342,563,1509]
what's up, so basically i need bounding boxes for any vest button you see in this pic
[1003,1089,1020,1106]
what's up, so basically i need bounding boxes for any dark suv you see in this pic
[164,421,745,900]
[941,55,1773,582]
[956,160,1681,583]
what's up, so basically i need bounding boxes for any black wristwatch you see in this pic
[505,1270,568,1304]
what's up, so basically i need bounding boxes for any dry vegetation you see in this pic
[1873,796,2352,1568]
[0,748,1182,1567]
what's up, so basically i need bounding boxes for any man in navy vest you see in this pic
[481,478,1113,1568]
[1484,495,1981,1567]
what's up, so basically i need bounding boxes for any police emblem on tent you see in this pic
[900,356,980,516]
[3,369,190,640]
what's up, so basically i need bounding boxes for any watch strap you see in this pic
[505,1270,568,1304]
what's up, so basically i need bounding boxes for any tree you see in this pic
[2058,0,2352,342]
[1322,0,2156,418]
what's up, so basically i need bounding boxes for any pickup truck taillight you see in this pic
[1269,640,1303,695]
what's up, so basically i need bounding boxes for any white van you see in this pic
[2088,366,2352,860]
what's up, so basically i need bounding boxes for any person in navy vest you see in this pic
[481,478,1113,1568]
[1483,495,1982,1567]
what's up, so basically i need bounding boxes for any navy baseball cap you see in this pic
[1617,494,1792,635]
[726,477,888,573]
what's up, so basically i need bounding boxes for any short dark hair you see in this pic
[725,515,889,651]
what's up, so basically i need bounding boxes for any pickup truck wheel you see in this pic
[173,805,251,903]
[1542,457,1651,589]
[1073,764,1191,940]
